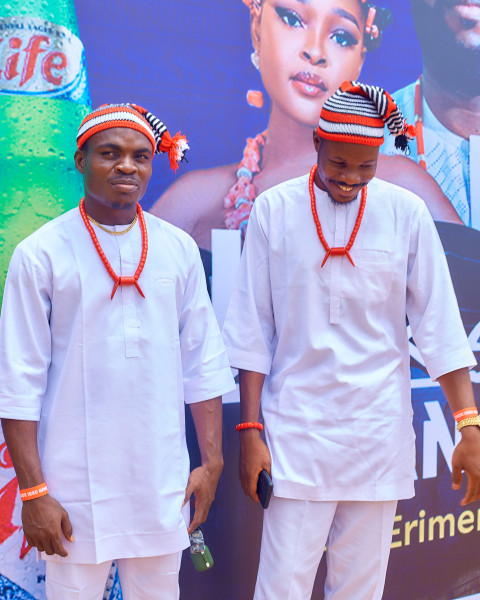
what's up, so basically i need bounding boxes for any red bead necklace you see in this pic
[79,198,148,300]
[309,165,367,268]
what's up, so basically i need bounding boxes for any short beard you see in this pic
[412,0,480,97]
[328,191,359,206]
[109,200,137,210]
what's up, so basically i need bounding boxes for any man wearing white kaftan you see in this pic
[0,103,235,600]
[223,79,480,600]
[222,173,477,599]
[223,174,474,501]
[0,209,234,564]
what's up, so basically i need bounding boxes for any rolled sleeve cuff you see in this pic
[0,394,42,421]
[425,347,477,382]
[225,347,272,376]
[184,368,236,404]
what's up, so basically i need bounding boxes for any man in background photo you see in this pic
[382,0,480,228]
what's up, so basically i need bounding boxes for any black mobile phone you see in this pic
[256,469,273,509]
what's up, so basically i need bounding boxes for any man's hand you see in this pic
[452,425,480,505]
[22,495,74,557]
[437,368,480,506]
[239,429,271,503]
[183,461,223,534]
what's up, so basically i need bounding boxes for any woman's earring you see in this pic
[251,51,260,70]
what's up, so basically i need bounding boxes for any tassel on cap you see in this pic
[159,131,189,172]
[394,121,416,154]
[130,104,189,170]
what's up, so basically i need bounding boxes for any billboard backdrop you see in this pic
[1,0,480,599]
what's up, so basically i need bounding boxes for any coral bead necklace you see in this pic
[79,198,148,299]
[309,165,367,268]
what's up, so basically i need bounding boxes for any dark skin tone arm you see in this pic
[184,397,224,533]
[438,367,480,505]
[1,419,73,557]
[237,370,271,503]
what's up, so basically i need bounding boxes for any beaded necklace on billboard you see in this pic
[223,131,266,236]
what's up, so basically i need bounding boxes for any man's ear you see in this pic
[74,149,85,174]
[313,130,322,154]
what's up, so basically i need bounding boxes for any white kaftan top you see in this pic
[222,175,475,502]
[0,209,235,564]
[382,82,471,226]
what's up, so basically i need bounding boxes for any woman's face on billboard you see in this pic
[253,0,366,127]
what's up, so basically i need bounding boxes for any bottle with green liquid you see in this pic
[0,0,91,303]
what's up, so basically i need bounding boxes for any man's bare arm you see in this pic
[184,397,224,534]
[1,419,73,556]
[238,369,271,503]
[437,367,480,505]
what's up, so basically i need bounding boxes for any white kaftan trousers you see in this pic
[46,552,182,600]
[254,497,397,600]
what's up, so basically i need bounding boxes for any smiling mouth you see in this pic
[332,181,362,194]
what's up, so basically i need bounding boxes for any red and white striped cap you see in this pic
[77,104,156,152]
[77,103,189,171]
[317,81,415,151]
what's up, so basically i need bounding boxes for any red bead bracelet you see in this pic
[235,422,264,432]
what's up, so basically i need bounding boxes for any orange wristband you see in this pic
[453,407,478,423]
[19,482,48,502]
[235,422,264,432]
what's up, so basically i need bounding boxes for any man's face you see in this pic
[74,127,153,221]
[412,0,480,95]
[313,133,378,204]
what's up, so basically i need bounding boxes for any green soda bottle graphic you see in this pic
[0,0,91,301]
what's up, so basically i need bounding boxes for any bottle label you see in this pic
[0,16,89,103]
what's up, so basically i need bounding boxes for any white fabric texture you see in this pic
[222,174,475,502]
[254,497,397,600]
[381,82,471,226]
[45,552,181,600]
[0,209,235,564]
